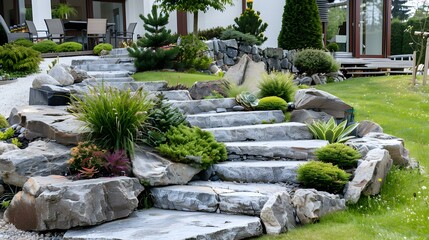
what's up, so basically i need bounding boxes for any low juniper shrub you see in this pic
[297,161,350,193]
[315,143,361,169]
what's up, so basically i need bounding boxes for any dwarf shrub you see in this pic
[315,143,361,169]
[294,48,339,75]
[297,161,350,193]
[157,124,227,169]
[258,72,295,102]
[13,38,34,47]
[0,43,41,74]
[93,43,113,55]
[57,42,82,52]
[257,96,288,111]
[32,40,57,53]
[326,42,339,52]
[0,115,8,129]
[68,142,107,173]
[220,28,260,45]
[198,26,226,40]
[177,34,211,71]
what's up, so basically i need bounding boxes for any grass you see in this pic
[258,75,429,240]
[132,71,221,88]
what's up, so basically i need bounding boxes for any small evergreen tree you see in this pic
[392,0,411,21]
[233,2,268,44]
[278,0,323,50]
[128,5,178,71]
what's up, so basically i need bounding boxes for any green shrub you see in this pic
[56,42,82,52]
[11,138,22,148]
[307,117,358,143]
[157,124,227,169]
[68,142,107,173]
[258,72,295,102]
[0,44,41,74]
[233,5,268,44]
[0,115,9,129]
[32,40,58,53]
[13,38,34,47]
[177,34,211,71]
[294,48,339,75]
[220,28,260,45]
[257,96,288,111]
[0,128,15,140]
[315,143,361,169]
[235,91,259,110]
[326,42,339,52]
[70,85,153,157]
[297,161,350,193]
[198,26,226,40]
[93,43,113,55]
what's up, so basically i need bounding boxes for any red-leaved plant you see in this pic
[104,150,131,176]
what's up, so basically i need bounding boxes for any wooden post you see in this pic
[412,51,417,85]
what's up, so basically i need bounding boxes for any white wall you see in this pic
[31,0,51,31]
[253,0,285,48]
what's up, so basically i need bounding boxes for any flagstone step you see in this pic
[168,98,238,115]
[75,63,135,72]
[204,122,313,142]
[186,110,285,128]
[71,57,134,65]
[225,140,328,161]
[81,80,168,92]
[212,160,305,183]
[94,77,134,82]
[87,71,131,78]
[108,48,131,56]
[151,181,291,216]
[63,208,263,240]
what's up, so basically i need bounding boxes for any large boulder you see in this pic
[0,142,19,155]
[132,148,201,186]
[294,89,353,119]
[69,68,92,83]
[189,80,228,100]
[292,189,345,224]
[290,109,334,124]
[32,74,61,89]
[356,120,383,137]
[344,148,393,204]
[260,191,296,235]
[4,176,143,231]
[240,59,266,93]
[223,54,250,86]
[48,65,74,86]
[0,140,70,187]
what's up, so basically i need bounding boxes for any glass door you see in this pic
[359,0,384,56]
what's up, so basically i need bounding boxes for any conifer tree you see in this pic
[392,0,410,21]
[233,1,268,44]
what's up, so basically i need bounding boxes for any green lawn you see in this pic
[132,71,221,88]
[259,75,429,240]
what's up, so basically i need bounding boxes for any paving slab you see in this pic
[169,98,238,115]
[87,71,131,78]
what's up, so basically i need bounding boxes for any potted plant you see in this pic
[52,3,77,19]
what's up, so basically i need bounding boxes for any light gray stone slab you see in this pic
[213,161,304,183]
[186,110,285,128]
[188,181,290,195]
[260,192,296,235]
[76,63,135,72]
[63,209,263,240]
[219,192,268,215]
[94,77,134,82]
[204,122,313,142]
[169,98,237,115]
[86,71,130,78]
[152,90,192,101]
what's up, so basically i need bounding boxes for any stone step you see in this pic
[71,58,134,65]
[225,140,328,161]
[150,90,192,101]
[94,77,134,82]
[75,63,135,72]
[63,208,263,240]
[109,48,131,56]
[87,71,131,78]
[168,98,238,115]
[186,110,285,128]
[82,80,168,92]
[151,181,290,216]
[212,160,305,183]
[204,122,313,142]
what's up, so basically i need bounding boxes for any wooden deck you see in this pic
[336,57,413,78]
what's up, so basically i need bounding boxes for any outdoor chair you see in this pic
[44,19,72,43]
[0,14,30,43]
[26,20,48,42]
[114,22,137,47]
[86,18,107,50]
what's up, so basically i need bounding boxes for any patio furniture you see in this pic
[114,22,137,47]
[26,20,48,42]
[86,18,107,50]
[44,19,73,43]
[0,14,30,43]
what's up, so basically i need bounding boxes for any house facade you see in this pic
[0,0,390,57]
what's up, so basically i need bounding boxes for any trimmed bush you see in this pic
[198,26,226,40]
[93,43,113,55]
[220,28,260,45]
[56,42,82,52]
[0,115,9,129]
[326,42,339,52]
[297,161,350,193]
[294,48,339,75]
[258,72,295,102]
[32,40,58,53]
[13,38,34,47]
[315,143,361,169]
[0,43,41,74]
[157,124,227,169]
[177,34,211,71]
[257,96,288,111]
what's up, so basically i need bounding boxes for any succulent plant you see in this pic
[235,91,259,110]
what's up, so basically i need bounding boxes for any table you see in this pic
[63,20,116,48]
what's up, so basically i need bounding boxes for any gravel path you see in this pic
[0,55,98,117]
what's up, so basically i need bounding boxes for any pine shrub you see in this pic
[258,72,295,102]
[32,40,58,53]
[220,28,260,45]
[0,115,8,129]
[157,125,227,169]
[294,48,339,75]
[198,26,226,40]
[278,0,323,50]
[13,38,34,47]
[0,43,41,74]
[257,96,288,111]
[297,161,350,193]
[315,143,361,169]
[233,5,268,44]
[56,42,82,52]
[93,43,113,55]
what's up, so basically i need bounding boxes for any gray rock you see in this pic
[312,74,322,85]
[187,110,284,129]
[0,142,19,155]
[240,59,266,93]
[136,81,168,91]
[356,120,383,137]
[224,54,249,86]
[239,43,252,53]
[292,189,345,224]
[226,47,239,58]
[290,109,334,124]
[155,90,192,101]
[205,122,313,142]
[4,176,143,231]
[263,48,284,59]
[209,63,221,74]
[204,40,214,50]
[267,58,281,71]
[223,39,238,49]
[251,45,259,55]
[294,89,352,118]
[188,181,289,195]
[219,192,268,215]
[344,149,393,204]
[233,105,245,111]
[189,80,227,100]
[32,74,61,89]
[70,68,91,83]
[132,148,200,186]
[260,192,296,235]
[224,55,235,66]
[295,76,313,85]
[216,107,227,113]
[0,140,70,187]
[40,84,71,93]
[48,65,74,86]
[169,98,237,115]
[63,209,263,240]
